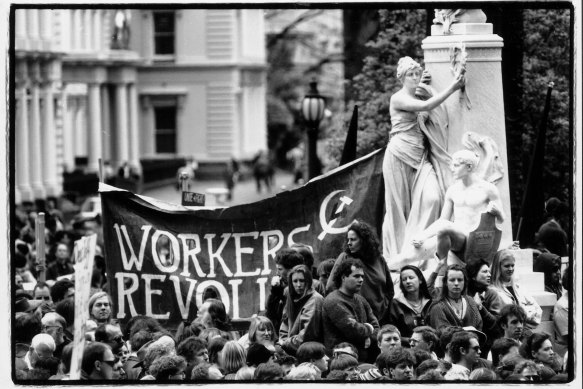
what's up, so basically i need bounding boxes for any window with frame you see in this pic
[154,105,177,154]
[153,11,175,55]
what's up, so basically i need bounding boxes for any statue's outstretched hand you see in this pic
[421,70,432,85]
[411,239,424,248]
[453,69,466,90]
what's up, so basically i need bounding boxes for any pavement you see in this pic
[143,169,299,207]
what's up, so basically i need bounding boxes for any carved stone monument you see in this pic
[464,212,502,266]
[422,9,513,248]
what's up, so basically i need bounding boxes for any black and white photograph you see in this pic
[3,1,580,386]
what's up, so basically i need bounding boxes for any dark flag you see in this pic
[339,105,358,166]
[516,82,554,245]
[100,147,385,328]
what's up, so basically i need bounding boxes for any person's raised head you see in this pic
[399,265,431,299]
[274,248,304,283]
[498,304,526,339]
[333,257,364,290]
[448,331,479,365]
[377,324,402,353]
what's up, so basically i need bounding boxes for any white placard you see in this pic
[69,234,97,380]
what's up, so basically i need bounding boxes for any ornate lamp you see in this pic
[301,80,326,179]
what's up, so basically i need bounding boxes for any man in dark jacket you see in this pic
[322,258,379,362]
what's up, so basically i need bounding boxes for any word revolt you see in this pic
[112,223,313,320]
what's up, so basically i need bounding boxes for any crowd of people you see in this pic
[13,193,571,382]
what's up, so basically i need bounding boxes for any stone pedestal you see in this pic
[422,20,513,248]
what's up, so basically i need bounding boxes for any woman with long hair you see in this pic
[484,249,542,328]
[325,220,394,322]
[219,340,247,380]
[295,341,330,378]
[383,265,432,338]
[196,298,238,340]
[382,56,464,261]
[426,264,485,331]
[238,315,277,352]
[278,264,324,355]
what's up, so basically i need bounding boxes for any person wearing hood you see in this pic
[533,251,563,299]
[382,265,432,339]
[278,264,324,355]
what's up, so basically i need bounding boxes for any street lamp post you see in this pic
[301,80,326,180]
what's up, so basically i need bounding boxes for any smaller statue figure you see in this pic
[112,10,131,50]
[411,149,505,265]
[433,9,488,34]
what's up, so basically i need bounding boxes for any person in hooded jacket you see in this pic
[278,264,324,355]
[382,265,432,339]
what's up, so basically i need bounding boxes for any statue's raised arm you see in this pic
[382,56,465,264]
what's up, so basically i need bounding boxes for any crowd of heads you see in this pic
[13,195,571,383]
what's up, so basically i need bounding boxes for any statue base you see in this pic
[431,23,493,36]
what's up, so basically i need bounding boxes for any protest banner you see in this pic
[100,147,385,329]
[69,234,97,380]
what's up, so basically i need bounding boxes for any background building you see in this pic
[13,7,268,206]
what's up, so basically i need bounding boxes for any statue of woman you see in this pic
[382,57,464,263]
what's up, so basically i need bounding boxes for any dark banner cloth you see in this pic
[100,147,385,328]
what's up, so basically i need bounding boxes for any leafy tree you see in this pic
[326,7,572,242]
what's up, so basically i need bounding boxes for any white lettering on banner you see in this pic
[318,190,354,240]
[170,275,197,319]
[256,277,268,312]
[115,272,139,318]
[70,234,97,380]
[204,233,234,277]
[151,230,181,273]
[143,274,170,320]
[114,224,151,271]
[260,230,283,275]
[228,279,243,319]
[232,232,261,277]
[288,224,311,247]
[178,234,206,278]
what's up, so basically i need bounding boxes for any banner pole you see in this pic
[36,212,46,283]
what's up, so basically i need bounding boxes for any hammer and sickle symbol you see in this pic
[318,190,354,240]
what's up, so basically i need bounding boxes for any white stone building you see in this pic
[14,8,267,205]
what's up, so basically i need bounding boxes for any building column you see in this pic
[114,83,130,169]
[15,9,27,48]
[27,9,40,50]
[39,9,53,51]
[28,62,46,200]
[93,10,102,52]
[128,83,141,174]
[87,82,103,172]
[40,67,60,197]
[72,10,82,51]
[101,84,111,161]
[62,94,75,172]
[15,62,33,203]
[83,9,92,51]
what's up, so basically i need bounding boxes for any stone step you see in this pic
[514,271,546,293]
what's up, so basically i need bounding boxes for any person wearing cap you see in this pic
[444,331,480,380]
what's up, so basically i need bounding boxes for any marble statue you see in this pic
[382,57,465,263]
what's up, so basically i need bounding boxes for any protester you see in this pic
[533,251,563,298]
[553,265,569,359]
[219,340,246,379]
[376,347,416,380]
[484,249,542,329]
[326,220,394,323]
[266,248,304,332]
[377,324,402,353]
[384,265,432,338]
[444,331,480,380]
[427,265,491,332]
[238,315,277,352]
[322,258,379,362]
[410,326,439,360]
[535,197,568,257]
[81,342,124,380]
[295,341,329,378]
[278,264,324,355]
[88,292,113,325]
